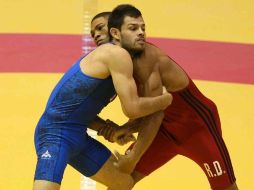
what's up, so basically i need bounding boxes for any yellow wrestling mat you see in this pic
[1,0,254,189]
[0,73,253,189]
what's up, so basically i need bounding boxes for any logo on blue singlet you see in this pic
[41,150,52,159]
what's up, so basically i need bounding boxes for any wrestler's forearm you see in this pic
[121,119,143,133]
[88,116,107,131]
[130,111,164,162]
[129,93,171,119]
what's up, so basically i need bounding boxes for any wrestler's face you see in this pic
[119,16,146,53]
[91,16,110,46]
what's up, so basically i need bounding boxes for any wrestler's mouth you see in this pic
[136,38,145,44]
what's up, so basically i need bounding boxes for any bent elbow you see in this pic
[123,107,141,120]
[124,111,139,120]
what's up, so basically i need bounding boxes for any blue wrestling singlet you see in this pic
[34,56,116,184]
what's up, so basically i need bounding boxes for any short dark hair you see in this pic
[108,4,142,40]
[91,11,111,23]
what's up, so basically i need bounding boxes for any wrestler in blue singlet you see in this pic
[34,56,116,184]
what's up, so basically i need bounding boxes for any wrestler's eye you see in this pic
[129,26,137,31]
[98,25,103,31]
[141,26,145,32]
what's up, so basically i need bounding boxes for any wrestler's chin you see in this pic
[134,43,146,51]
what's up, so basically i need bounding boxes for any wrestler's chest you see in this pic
[134,70,162,97]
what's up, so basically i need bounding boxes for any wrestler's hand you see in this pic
[97,119,118,142]
[115,133,136,145]
[97,120,136,144]
[114,150,137,174]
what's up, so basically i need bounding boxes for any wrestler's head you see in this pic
[108,4,146,54]
[90,12,111,46]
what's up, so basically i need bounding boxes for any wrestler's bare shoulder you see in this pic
[144,43,171,65]
[94,43,130,58]
[145,43,165,57]
[145,43,189,90]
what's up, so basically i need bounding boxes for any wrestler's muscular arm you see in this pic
[115,58,172,173]
[158,55,189,92]
[129,56,176,162]
[131,54,188,157]
[127,53,188,161]
[106,47,171,119]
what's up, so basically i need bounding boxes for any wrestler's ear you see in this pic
[110,27,120,41]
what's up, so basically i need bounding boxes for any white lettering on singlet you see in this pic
[203,161,225,178]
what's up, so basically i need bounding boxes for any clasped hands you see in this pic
[97,120,138,173]
[97,119,136,145]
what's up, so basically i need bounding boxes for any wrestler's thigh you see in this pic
[181,130,236,190]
